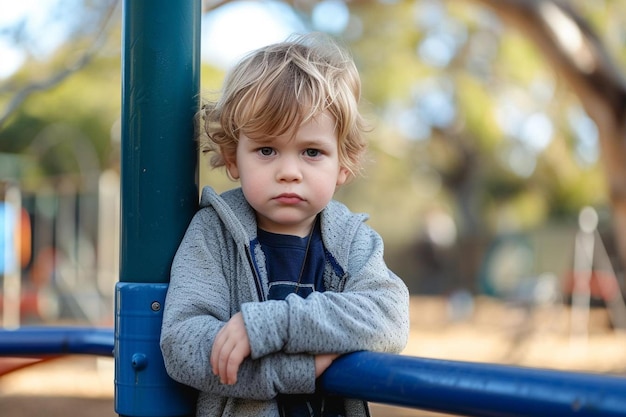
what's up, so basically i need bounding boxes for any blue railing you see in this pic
[0,327,113,357]
[2,326,626,417]
[321,351,626,417]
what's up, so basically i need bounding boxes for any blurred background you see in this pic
[1,1,626,413]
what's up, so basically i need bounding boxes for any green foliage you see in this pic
[349,1,431,105]
[454,73,501,152]
[0,38,121,185]
[340,0,617,247]
[496,34,548,84]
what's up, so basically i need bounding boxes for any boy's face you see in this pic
[226,111,349,237]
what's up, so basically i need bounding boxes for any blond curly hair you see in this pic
[197,32,368,179]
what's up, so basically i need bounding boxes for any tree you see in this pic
[0,1,119,127]
[461,0,626,280]
[0,1,121,187]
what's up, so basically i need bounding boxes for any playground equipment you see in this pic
[2,326,626,417]
[2,0,626,416]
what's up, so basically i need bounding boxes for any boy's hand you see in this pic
[211,312,251,385]
[314,353,339,377]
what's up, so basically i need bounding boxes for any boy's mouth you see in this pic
[274,193,304,204]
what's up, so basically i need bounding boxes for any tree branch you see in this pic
[0,0,120,127]
[463,0,626,125]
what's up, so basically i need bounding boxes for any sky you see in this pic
[0,0,71,78]
[201,1,306,68]
[0,0,351,78]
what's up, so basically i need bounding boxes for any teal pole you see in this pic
[119,2,199,280]
[116,1,200,416]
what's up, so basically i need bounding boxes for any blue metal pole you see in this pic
[320,351,626,417]
[116,1,200,416]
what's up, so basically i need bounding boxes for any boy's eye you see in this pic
[258,147,274,156]
[305,149,321,158]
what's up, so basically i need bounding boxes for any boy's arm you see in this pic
[210,312,338,385]
[164,334,320,401]
[160,210,323,400]
[162,292,321,400]
[241,223,410,359]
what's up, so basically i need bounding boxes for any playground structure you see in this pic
[2,1,626,416]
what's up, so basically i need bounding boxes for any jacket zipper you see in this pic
[245,246,266,302]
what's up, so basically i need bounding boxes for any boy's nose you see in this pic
[276,157,303,182]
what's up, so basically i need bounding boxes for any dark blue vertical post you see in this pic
[116,1,200,416]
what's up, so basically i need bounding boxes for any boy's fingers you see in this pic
[225,350,242,384]
[225,342,249,384]
[211,326,232,380]
[214,332,241,384]
[227,339,250,384]
[210,326,225,375]
[215,334,234,383]
[218,340,231,383]
[210,313,251,384]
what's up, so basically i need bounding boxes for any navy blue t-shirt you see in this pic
[258,222,325,299]
[257,219,345,417]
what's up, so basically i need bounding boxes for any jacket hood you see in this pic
[200,186,255,246]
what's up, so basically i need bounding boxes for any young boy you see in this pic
[160,33,410,417]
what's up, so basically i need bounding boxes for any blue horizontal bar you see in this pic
[0,327,114,357]
[319,351,626,417]
[3,327,626,417]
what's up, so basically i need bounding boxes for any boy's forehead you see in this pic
[244,111,337,143]
[242,110,336,140]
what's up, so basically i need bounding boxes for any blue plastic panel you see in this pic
[115,282,196,417]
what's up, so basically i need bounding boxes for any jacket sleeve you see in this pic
[160,209,317,400]
[241,222,410,359]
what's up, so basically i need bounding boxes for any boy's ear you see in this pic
[225,156,240,180]
[336,167,350,186]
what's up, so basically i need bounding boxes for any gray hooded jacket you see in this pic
[160,186,410,417]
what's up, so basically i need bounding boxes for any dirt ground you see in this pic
[1,296,625,417]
